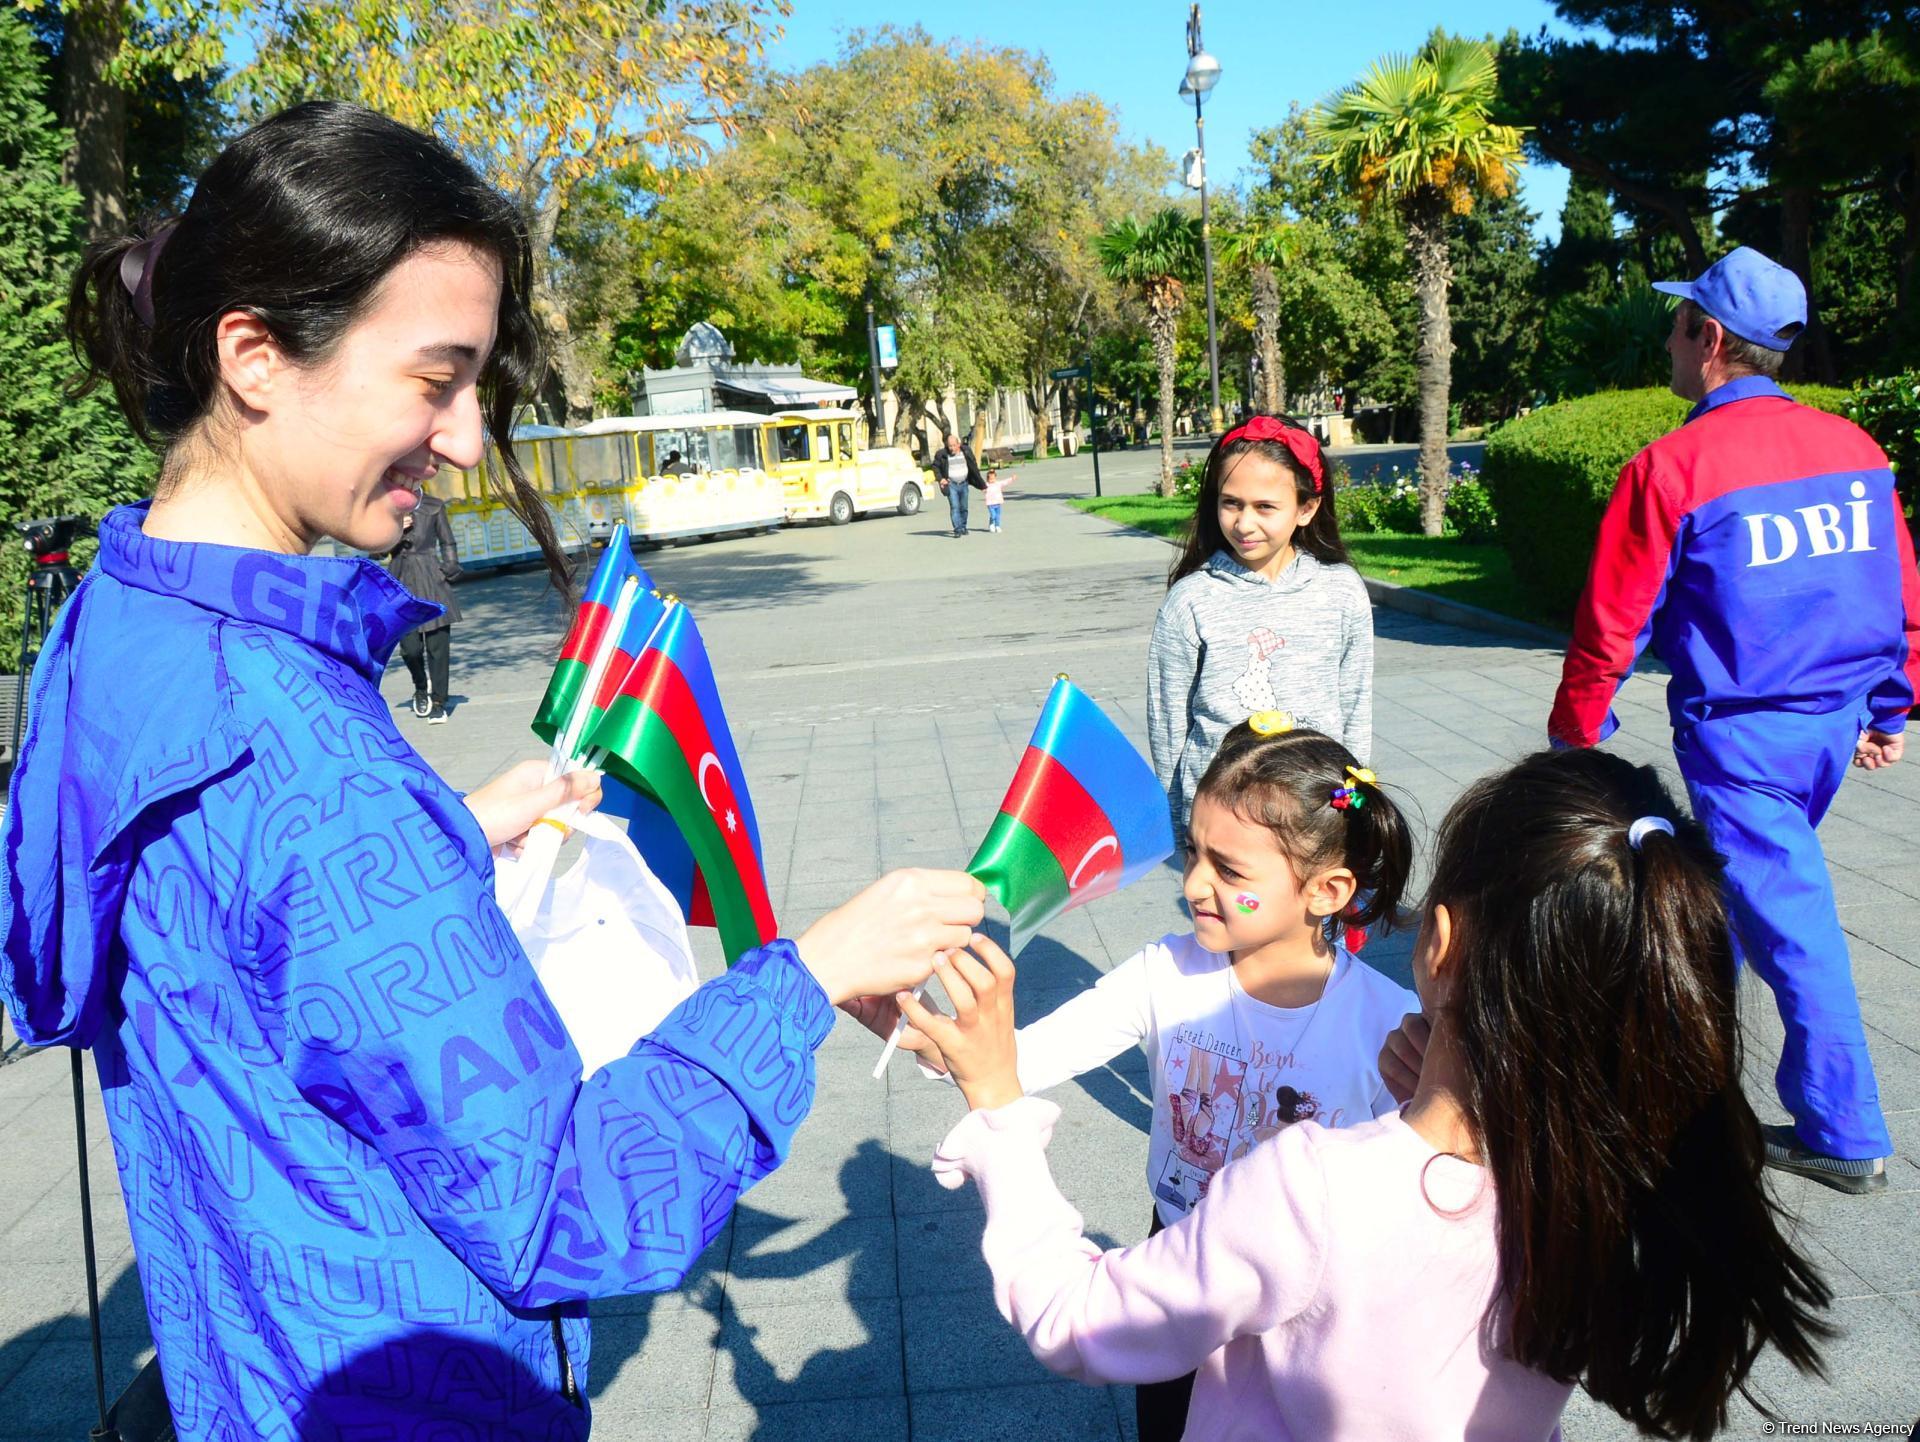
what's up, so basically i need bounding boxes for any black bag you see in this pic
[105,1358,176,1441]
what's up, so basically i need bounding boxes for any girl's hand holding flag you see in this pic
[897,936,1023,1112]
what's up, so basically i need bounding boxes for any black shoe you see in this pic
[426,704,449,725]
[412,690,431,718]
[1762,1124,1888,1194]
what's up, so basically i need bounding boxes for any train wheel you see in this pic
[829,491,856,526]
[897,483,922,517]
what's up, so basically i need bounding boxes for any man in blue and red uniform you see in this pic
[1551,246,1920,1194]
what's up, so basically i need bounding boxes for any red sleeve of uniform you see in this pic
[1549,451,1682,747]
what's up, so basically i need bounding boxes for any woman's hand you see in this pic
[796,869,985,1007]
[840,995,950,1075]
[897,936,1021,1112]
[1378,1012,1431,1105]
[464,759,603,852]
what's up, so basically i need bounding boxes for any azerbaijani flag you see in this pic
[968,677,1174,956]
[532,522,648,749]
[583,601,776,965]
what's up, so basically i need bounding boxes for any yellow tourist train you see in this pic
[421,408,930,568]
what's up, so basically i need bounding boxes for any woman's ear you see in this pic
[213,308,290,414]
[1413,903,1455,1004]
[1295,495,1322,529]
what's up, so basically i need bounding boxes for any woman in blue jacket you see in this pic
[0,101,983,1439]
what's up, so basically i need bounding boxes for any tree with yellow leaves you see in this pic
[26,0,785,422]
[1312,34,1523,534]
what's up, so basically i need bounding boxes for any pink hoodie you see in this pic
[933,1099,1572,1441]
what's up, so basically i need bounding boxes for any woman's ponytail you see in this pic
[67,224,174,444]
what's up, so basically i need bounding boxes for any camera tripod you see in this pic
[7,551,146,1441]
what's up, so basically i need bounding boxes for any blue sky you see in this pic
[765,0,1588,242]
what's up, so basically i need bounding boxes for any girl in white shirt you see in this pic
[907,713,1414,1441]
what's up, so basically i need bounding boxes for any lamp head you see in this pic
[1184,50,1221,94]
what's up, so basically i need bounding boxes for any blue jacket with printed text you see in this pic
[0,504,834,1440]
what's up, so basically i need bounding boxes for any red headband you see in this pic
[1220,416,1325,493]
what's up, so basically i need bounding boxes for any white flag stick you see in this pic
[871,983,929,1080]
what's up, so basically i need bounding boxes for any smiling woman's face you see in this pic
[1215,451,1317,572]
[246,242,502,556]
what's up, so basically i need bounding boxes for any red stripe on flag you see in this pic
[590,649,636,712]
[622,651,776,943]
[689,871,715,929]
[1000,746,1123,902]
[559,601,614,666]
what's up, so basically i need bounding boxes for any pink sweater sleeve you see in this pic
[932,1098,1328,1385]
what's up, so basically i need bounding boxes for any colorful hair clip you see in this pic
[1329,786,1365,811]
[1248,710,1295,737]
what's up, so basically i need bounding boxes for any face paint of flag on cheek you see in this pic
[1233,892,1260,915]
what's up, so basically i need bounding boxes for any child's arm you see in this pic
[906,947,1154,1095]
[1337,576,1374,763]
[1147,595,1202,797]
[906,951,1325,1384]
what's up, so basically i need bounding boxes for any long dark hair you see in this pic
[1168,417,1349,588]
[1427,748,1830,1439]
[66,100,570,593]
[1193,723,1410,931]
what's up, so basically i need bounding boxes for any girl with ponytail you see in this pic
[908,746,1831,1442]
[1148,416,1373,844]
[899,716,1415,1442]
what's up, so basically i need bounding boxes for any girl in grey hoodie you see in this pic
[1148,417,1373,838]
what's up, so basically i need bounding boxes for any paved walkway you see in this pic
[0,453,1914,1437]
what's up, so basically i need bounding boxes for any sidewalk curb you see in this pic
[1102,517,1570,651]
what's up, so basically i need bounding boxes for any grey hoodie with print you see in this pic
[1148,547,1374,836]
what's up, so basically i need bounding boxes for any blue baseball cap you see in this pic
[1652,246,1807,351]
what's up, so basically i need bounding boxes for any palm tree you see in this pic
[1221,223,1300,416]
[1097,210,1201,496]
[1312,36,1523,534]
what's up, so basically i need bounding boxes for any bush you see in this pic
[1444,476,1499,541]
[1481,384,1854,621]
[1846,371,1919,482]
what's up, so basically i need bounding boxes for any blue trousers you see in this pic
[1675,707,1891,1159]
[946,482,969,533]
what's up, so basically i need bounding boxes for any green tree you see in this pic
[1446,188,1543,422]
[0,6,150,646]
[1313,34,1525,532]
[1097,209,1201,495]
[1220,221,1299,413]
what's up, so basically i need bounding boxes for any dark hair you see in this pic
[1193,723,1410,932]
[1168,417,1348,589]
[66,101,569,592]
[1679,298,1795,381]
[1426,748,1830,1439]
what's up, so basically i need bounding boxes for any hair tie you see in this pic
[1329,786,1365,811]
[1248,710,1294,737]
[118,220,179,328]
[1220,415,1326,494]
[1627,815,1675,851]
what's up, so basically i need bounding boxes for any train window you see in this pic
[836,423,855,460]
[733,425,763,470]
[775,425,808,464]
[813,425,832,463]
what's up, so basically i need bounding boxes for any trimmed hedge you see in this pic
[1482,385,1853,623]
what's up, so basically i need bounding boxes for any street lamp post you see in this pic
[1180,5,1224,435]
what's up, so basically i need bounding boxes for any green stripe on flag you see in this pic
[533,656,590,748]
[597,696,764,965]
[967,811,1069,955]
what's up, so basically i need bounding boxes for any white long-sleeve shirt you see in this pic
[999,932,1416,1226]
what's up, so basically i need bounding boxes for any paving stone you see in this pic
[712,1296,903,1405]
[909,1379,1124,1440]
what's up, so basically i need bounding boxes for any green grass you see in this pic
[1072,494,1556,628]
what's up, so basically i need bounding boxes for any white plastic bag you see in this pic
[494,809,700,1078]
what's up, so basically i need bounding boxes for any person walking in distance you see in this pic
[1550,245,1920,1194]
[983,466,1015,532]
[937,431,983,537]
[386,481,461,722]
